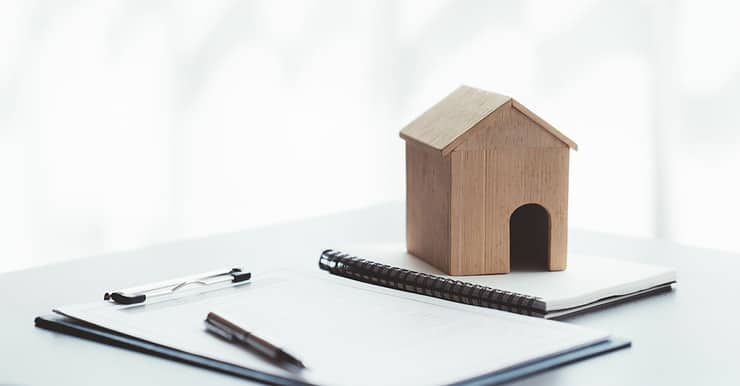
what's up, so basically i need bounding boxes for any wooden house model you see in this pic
[400,85,577,275]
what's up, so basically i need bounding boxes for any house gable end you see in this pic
[452,102,568,151]
[399,85,578,156]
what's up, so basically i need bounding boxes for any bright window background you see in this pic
[1,0,738,273]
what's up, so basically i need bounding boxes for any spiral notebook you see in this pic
[319,247,677,319]
[42,269,628,386]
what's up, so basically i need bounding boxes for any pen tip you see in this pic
[280,352,306,369]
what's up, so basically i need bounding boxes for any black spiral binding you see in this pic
[319,249,547,317]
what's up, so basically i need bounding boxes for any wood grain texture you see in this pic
[402,87,573,275]
[457,102,566,150]
[399,85,509,153]
[449,104,570,274]
[450,151,486,275]
[484,148,569,273]
[447,147,569,275]
[511,99,577,150]
[405,142,451,273]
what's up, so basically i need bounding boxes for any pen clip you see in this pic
[104,268,251,305]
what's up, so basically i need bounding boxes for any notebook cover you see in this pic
[34,314,630,386]
[319,249,675,319]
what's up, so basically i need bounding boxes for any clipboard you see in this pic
[35,314,311,386]
[34,314,629,386]
[35,267,631,386]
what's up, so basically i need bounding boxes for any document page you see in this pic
[56,271,609,386]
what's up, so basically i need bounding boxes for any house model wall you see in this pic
[400,85,578,275]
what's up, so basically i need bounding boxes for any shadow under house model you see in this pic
[400,85,578,275]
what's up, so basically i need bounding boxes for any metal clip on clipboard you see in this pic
[104,268,252,305]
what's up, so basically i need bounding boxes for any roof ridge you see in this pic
[399,85,577,154]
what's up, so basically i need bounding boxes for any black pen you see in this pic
[204,312,306,369]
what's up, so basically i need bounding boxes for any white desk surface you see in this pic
[0,202,737,385]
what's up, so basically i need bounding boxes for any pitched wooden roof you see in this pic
[399,85,577,155]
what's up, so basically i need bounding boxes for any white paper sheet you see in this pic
[56,271,609,386]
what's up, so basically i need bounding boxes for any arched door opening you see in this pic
[509,203,551,271]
